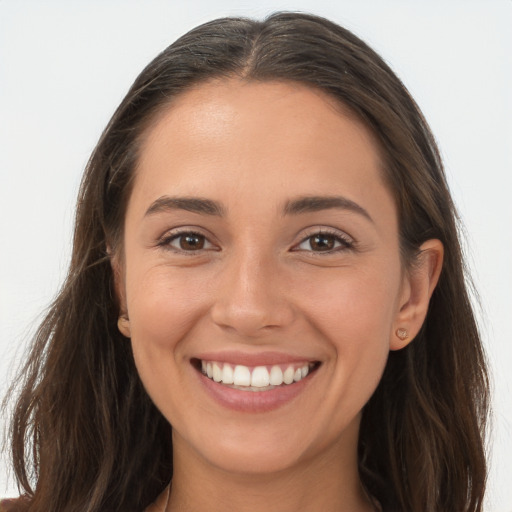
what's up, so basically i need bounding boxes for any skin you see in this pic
[115,79,443,512]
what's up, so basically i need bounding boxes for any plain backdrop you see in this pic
[1,1,511,510]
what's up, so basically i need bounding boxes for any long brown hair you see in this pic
[4,12,489,512]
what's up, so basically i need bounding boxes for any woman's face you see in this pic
[117,79,411,475]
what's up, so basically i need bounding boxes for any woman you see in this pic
[2,12,489,512]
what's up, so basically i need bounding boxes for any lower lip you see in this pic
[197,368,316,413]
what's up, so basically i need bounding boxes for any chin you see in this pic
[178,412,359,478]
[204,442,307,476]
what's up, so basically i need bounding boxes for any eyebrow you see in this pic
[283,195,373,222]
[144,194,372,222]
[145,196,225,217]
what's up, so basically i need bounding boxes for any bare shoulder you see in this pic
[0,498,29,512]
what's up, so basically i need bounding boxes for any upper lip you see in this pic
[193,350,319,367]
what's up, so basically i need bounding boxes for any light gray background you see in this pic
[1,1,511,510]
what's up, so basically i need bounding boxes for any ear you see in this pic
[109,246,131,339]
[390,239,444,350]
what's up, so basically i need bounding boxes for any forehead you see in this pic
[140,79,381,163]
[130,79,394,223]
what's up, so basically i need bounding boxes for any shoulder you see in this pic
[0,498,28,512]
[0,499,15,511]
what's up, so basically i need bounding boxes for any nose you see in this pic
[210,249,295,337]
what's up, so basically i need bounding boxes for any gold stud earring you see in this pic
[396,327,409,340]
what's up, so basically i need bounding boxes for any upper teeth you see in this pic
[201,361,312,388]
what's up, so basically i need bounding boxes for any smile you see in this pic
[200,360,317,391]
[192,353,321,412]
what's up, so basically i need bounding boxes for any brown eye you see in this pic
[296,231,352,253]
[179,234,205,250]
[165,232,213,251]
[309,234,336,251]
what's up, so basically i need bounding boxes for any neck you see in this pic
[166,422,375,512]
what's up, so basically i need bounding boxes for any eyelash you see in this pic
[158,228,354,255]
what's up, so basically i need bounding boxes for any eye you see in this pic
[295,231,352,252]
[162,231,214,252]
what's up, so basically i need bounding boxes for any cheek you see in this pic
[295,264,400,402]
[296,263,401,342]
[124,266,214,427]
[127,266,207,342]
[124,266,213,395]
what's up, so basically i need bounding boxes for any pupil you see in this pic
[180,234,204,250]
[312,234,334,251]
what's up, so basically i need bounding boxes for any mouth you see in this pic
[191,358,321,392]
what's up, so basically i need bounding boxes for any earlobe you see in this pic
[390,239,444,351]
[118,314,131,338]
